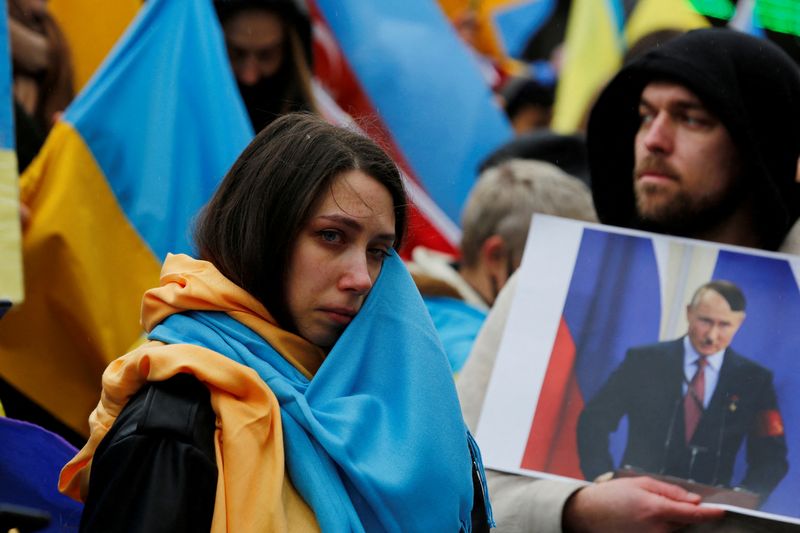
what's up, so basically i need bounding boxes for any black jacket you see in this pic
[79,374,491,532]
[577,339,788,499]
[79,374,217,532]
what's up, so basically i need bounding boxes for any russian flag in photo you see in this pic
[521,229,661,477]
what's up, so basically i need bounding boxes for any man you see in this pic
[215,0,315,132]
[578,281,787,500]
[457,28,800,532]
[409,159,596,372]
[588,29,800,253]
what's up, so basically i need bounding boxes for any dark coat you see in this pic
[577,338,788,499]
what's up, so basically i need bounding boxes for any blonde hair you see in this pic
[460,159,597,266]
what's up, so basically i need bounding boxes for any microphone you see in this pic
[711,393,739,486]
[660,394,683,475]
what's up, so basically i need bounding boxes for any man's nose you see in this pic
[338,255,373,295]
[642,112,675,154]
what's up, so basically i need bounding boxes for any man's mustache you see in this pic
[634,156,681,181]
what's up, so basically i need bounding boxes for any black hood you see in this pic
[587,28,800,250]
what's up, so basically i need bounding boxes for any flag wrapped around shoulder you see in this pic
[0,0,252,434]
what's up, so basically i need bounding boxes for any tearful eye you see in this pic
[368,247,391,261]
[319,230,342,243]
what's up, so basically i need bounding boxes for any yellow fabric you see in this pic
[625,0,709,48]
[0,121,161,434]
[59,344,319,532]
[142,254,326,378]
[436,0,527,74]
[48,0,142,92]
[551,0,622,133]
[60,254,322,531]
[0,149,23,303]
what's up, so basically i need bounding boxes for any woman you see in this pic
[59,114,492,532]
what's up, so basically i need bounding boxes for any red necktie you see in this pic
[684,357,707,444]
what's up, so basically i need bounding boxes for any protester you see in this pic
[458,28,800,532]
[498,76,554,135]
[9,0,74,171]
[59,113,491,532]
[215,0,316,132]
[409,159,596,372]
[479,130,590,187]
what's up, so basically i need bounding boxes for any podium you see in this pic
[614,466,761,509]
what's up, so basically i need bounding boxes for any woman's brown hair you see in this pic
[194,113,406,330]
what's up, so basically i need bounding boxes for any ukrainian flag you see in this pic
[0,0,252,434]
[49,0,142,92]
[0,0,23,314]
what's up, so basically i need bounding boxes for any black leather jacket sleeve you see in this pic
[79,374,218,533]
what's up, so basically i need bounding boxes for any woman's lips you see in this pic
[320,307,357,325]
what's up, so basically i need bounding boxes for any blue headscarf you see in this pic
[149,252,492,532]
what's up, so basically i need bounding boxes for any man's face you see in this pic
[686,289,745,356]
[223,9,284,87]
[633,82,743,234]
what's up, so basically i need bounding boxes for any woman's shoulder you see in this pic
[81,374,219,532]
[100,373,216,452]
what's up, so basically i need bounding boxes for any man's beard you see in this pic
[632,156,745,238]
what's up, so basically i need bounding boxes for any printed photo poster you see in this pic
[477,215,800,523]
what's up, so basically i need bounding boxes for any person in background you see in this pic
[215,0,316,132]
[59,113,491,532]
[409,159,596,373]
[458,27,800,532]
[9,0,74,171]
[498,76,554,135]
[479,130,590,187]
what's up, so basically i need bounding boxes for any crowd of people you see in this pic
[1,0,799,532]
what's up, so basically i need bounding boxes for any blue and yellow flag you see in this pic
[0,0,252,433]
[0,0,23,316]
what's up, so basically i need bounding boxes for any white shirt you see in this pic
[682,336,725,408]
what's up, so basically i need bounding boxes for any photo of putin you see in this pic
[577,280,788,502]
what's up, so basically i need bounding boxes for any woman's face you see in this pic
[285,170,396,349]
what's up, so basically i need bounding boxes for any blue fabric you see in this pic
[149,253,489,532]
[64,0,252,260]
[494,0,557,58]
[0,0,13,150]
[423,296,487,373]
[314,0,512,229]
[0,417,83,532]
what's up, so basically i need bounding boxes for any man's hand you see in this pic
[563,476,725,533]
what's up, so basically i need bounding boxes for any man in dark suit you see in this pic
[577,280,788,500]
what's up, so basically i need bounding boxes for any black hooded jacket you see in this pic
[588,28,800,250]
